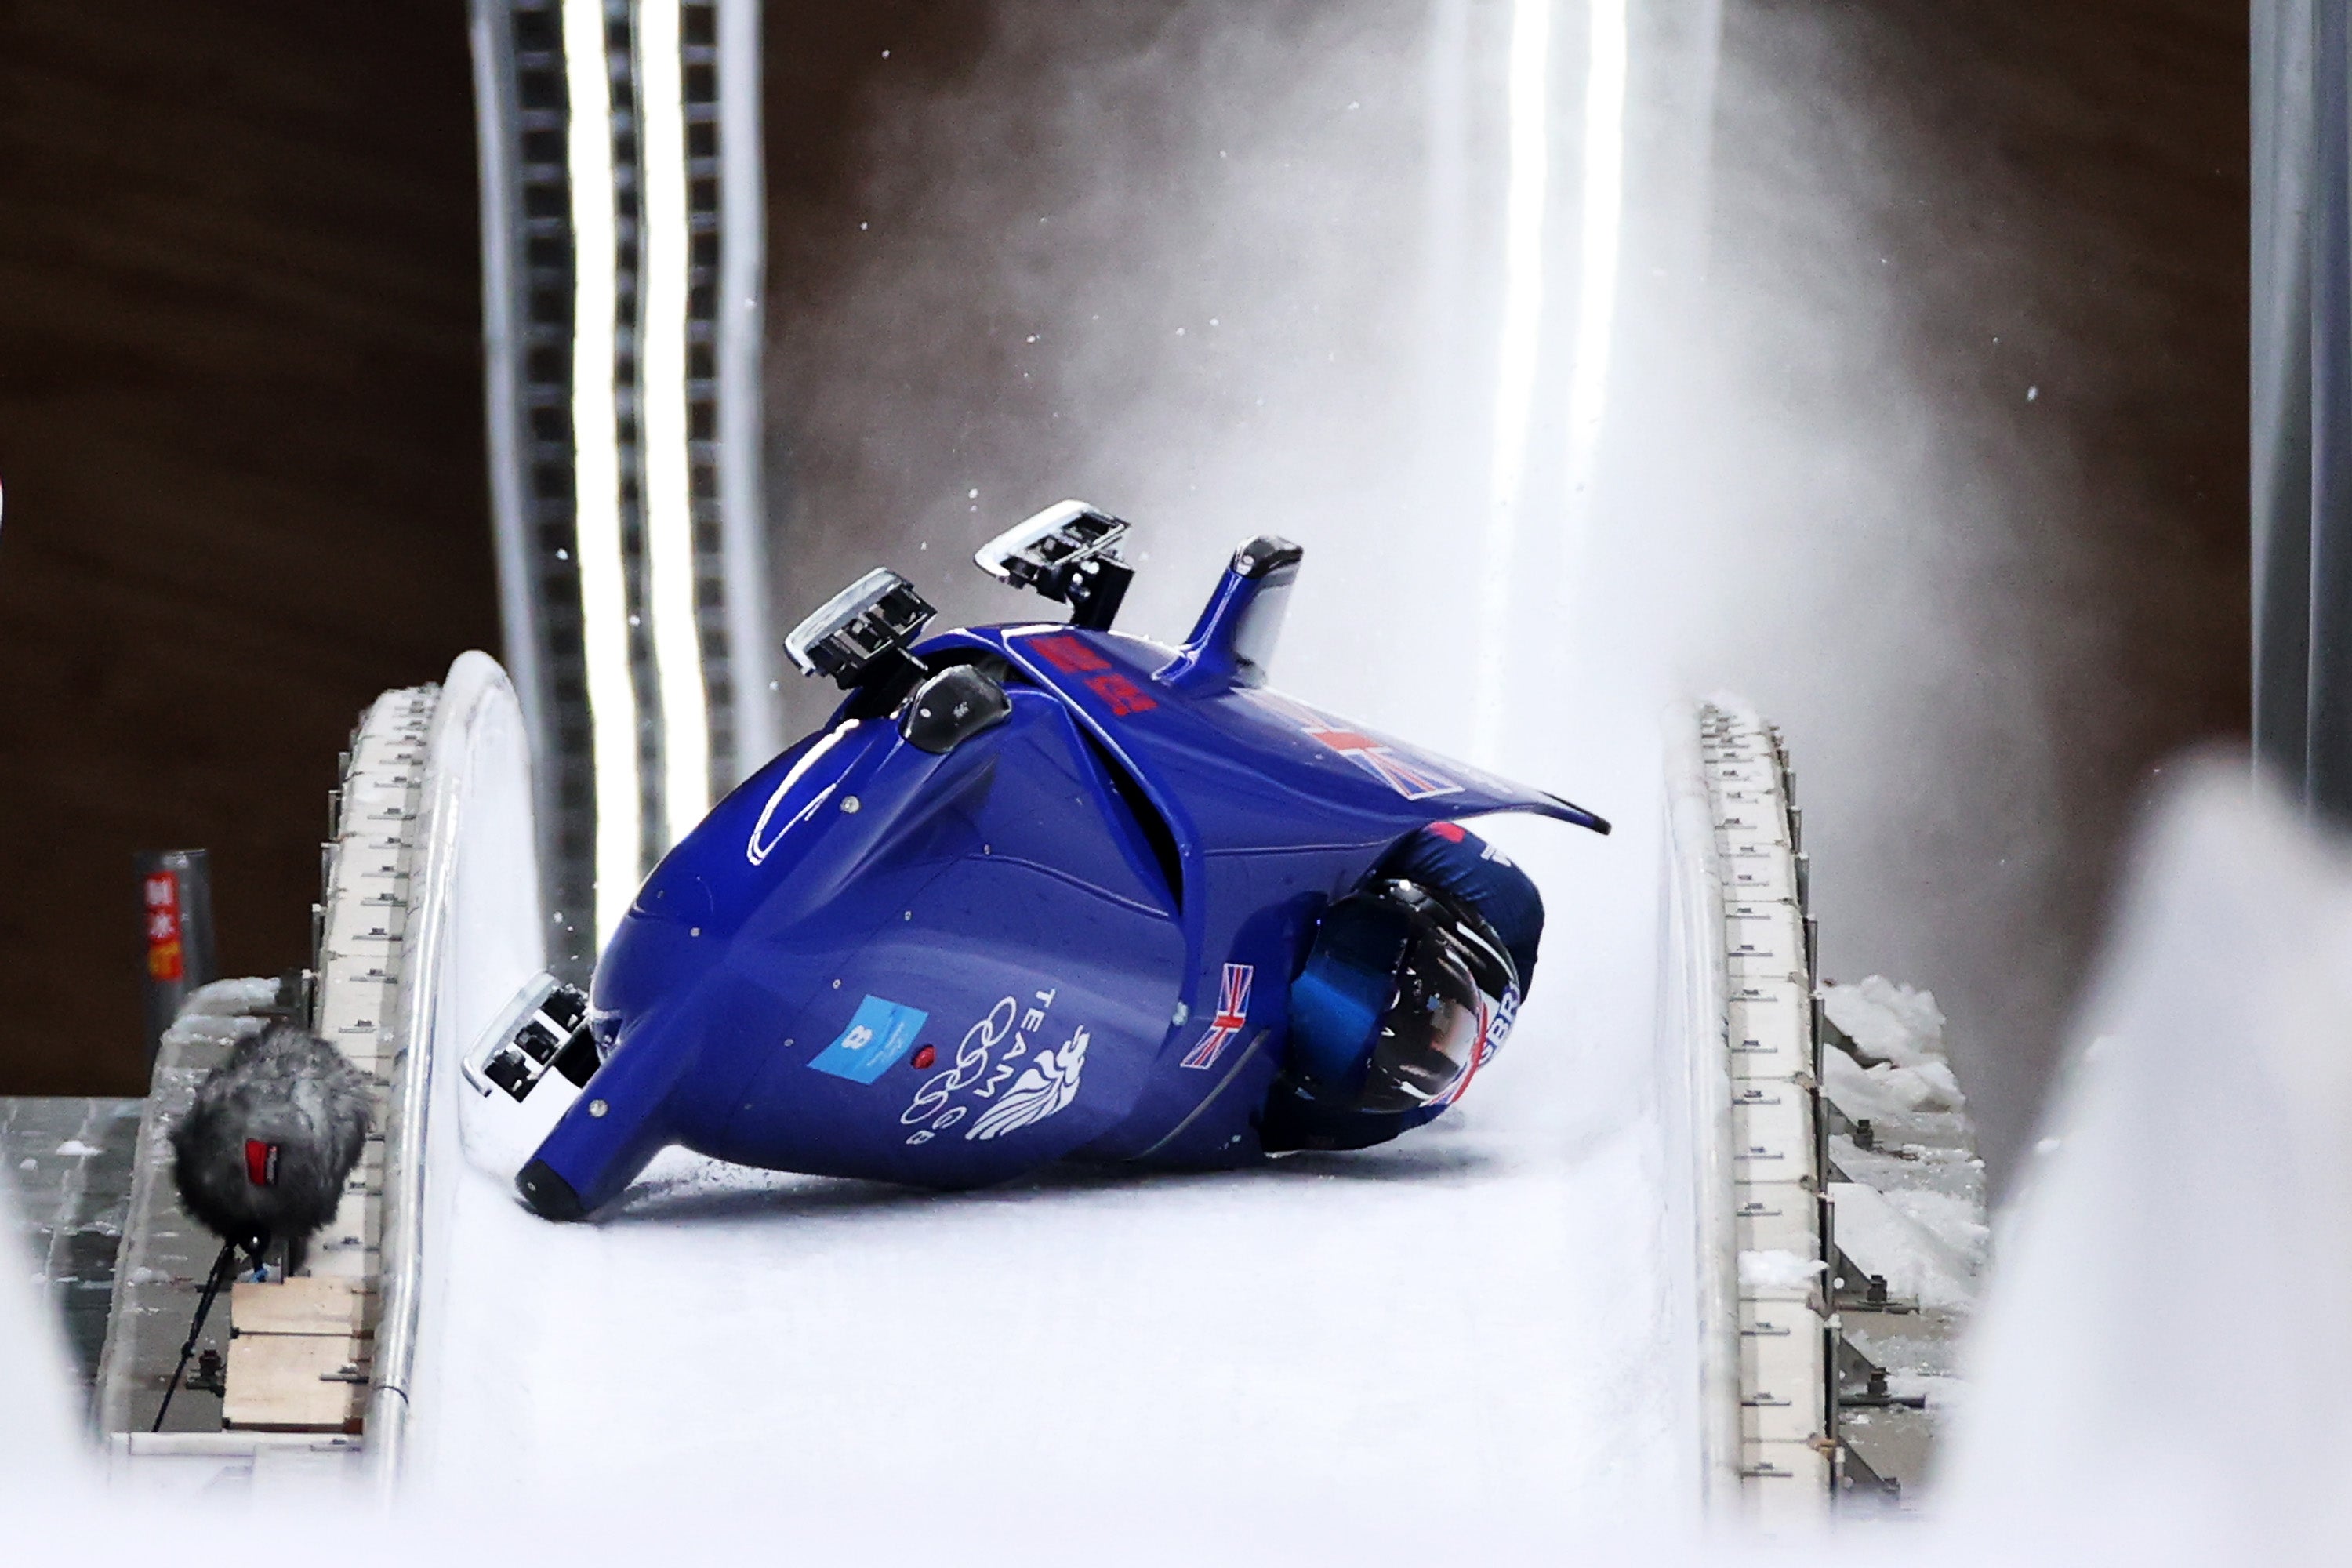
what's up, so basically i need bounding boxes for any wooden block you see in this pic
[223,1334,368,1432]
[231,1278,373,1338]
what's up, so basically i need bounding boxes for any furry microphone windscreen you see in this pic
[171,1022,372,1273]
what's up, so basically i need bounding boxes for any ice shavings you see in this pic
[1824,1040,1965,1116]
[1824,974,1947,1069]
[1831,1179,1976,1312]
[1811,963,1991,1468]
[51,1141,99,1159]
[1831,1131,1984,1211]
[1738,1248,1826,1291]
[175,975,281,1020]
[1883,1186,1991,1271]
[158,1013,265,1051]
[1843,1320,1963,1379]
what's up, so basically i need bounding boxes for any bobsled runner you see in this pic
[469,502,1609,1219]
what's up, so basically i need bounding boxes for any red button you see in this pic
[910,1045,937,1070]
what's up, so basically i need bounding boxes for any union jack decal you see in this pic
[1245,691,1461,801]
[1180,962,1254,1069]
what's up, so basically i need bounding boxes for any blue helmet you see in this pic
[1282,874,1520,1116]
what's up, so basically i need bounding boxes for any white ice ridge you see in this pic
[401,689,1697,1526]
[1825,975,1955,1073]
[1939,764,2352,1559]
[1829,1181,1975,1313]
[157,1014,266,1050]
[174,975,283,1019]
[162,975,283,1051]
[1737,1249,1826,1290]
[1819,975,1989,1303]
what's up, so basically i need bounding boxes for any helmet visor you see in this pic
[1357,927,1485,1113]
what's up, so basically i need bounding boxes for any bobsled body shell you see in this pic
[530,620,1595,1210]
[953,624,1596,1166]
[540,684,1186,1205]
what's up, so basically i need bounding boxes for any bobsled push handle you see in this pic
[972,500,1134,631]
[1156,535,1305,694]
[784,568,937,691]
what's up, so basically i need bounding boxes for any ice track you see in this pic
[401,657,1703,1523]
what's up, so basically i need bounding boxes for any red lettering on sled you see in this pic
[1030,634,1110,673]
[1084,673,1159,715]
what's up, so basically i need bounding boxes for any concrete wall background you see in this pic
[0,2,2247,1195]
[0,2,498,1094]
[1693,0,2246,1181]
[755,0,2249,1186]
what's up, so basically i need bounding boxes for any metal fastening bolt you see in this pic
[840,795,862,814]
[689,927,702,937]
[588,1099,608,1118]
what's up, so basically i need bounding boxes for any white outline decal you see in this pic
[747,720,858,865]
[966,1029,1089,1141]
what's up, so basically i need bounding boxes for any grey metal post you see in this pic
[135,849,216,1065]
[2307,2,2352,810]
[2252,0,2352,820]
[2254,0,2315,786]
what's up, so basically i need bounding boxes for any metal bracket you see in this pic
[972,499,1134,631]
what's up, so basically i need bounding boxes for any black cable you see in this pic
[151,1240,241,1433]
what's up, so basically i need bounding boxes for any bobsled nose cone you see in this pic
[516,1158,587,1221]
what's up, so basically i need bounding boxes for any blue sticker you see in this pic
[807,995,931,1084]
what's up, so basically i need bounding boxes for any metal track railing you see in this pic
[1668,701,1835,1528]
[365,652,536,1495]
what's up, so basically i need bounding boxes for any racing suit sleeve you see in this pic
[1378,821,1545,988]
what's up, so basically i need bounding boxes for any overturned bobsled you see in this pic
[471,505,1608,1218]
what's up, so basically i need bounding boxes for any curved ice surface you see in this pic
[405,699,1701,1524]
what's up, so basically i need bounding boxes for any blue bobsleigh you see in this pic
[466,503,1607,1218]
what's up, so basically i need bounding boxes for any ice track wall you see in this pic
[1662,704,1839,1526]
[1658,706,1741,1509]
[369,652,543,1492]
